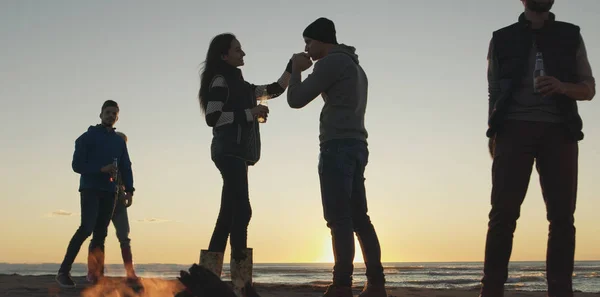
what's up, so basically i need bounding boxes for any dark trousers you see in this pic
[87,197,134,276]
[318,139,385,287]
[111,200,131,248]
[208,155,252,260]
[481,121,578,297]
[58,190,116,274]
[89,199,131,250]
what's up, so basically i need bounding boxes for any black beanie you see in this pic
[303,17,338,44]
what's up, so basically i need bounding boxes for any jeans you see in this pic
[481,121,578,297]
[58,190,116,273]
[208,155,252,260]
[318,139,385,287]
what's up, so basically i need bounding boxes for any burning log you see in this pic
[176,264,261,297]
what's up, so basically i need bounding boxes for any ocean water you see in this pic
[1,261,598,293]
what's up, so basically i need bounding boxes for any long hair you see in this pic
[198,33,237,114]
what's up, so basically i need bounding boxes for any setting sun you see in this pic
[318,235,365,263]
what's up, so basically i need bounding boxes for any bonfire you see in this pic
[79,264,259,297]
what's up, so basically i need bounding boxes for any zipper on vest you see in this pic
[236,124,241,144]
[253,122,258,160]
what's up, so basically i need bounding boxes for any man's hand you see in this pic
[535,76,565,97]
[124,192,134,207]
[292,53,313,72]
[100,163,117,175]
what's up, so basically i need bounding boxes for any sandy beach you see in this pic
[1,274,598,297]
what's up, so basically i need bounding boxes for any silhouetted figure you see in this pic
[286,17,386,297]
[482,1,595,297]
[56,100,135,288]
[86,131,141,290]
[197,33,293,295]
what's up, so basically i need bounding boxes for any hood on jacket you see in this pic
[329,44,359,64]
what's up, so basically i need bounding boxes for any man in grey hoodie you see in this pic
[287,17,387,297]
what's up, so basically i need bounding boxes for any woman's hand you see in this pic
[251,105,269,119]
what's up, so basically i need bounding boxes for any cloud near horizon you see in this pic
[44,210,77,218]
[137,218,178,223]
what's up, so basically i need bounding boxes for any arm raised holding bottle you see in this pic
[246,59,294,123]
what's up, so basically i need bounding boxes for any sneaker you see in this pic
[323,284,353,297]
[56,272,76,288]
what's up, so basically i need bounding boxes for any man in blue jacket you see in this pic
[56,100,135,288]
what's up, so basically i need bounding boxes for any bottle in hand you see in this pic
[533,52,545,94]
[110,157,118,183]
[257,98,268,123]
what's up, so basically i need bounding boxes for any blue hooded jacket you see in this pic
[72,124,134,193]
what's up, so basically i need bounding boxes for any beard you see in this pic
[525,0,554,13]
[101,118,116,127]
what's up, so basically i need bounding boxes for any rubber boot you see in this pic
[199,249,224,278]
[230,248,253,297]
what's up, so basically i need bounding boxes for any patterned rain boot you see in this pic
[230,248,253,297]
[199,249,225,278]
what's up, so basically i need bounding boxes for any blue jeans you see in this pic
[58,190,116,273]
[318,139,385,287]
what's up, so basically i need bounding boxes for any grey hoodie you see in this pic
[287,44,368,144]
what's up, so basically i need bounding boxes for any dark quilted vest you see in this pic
[488,13,584,141]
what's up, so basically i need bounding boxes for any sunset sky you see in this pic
[1,0,599,265]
